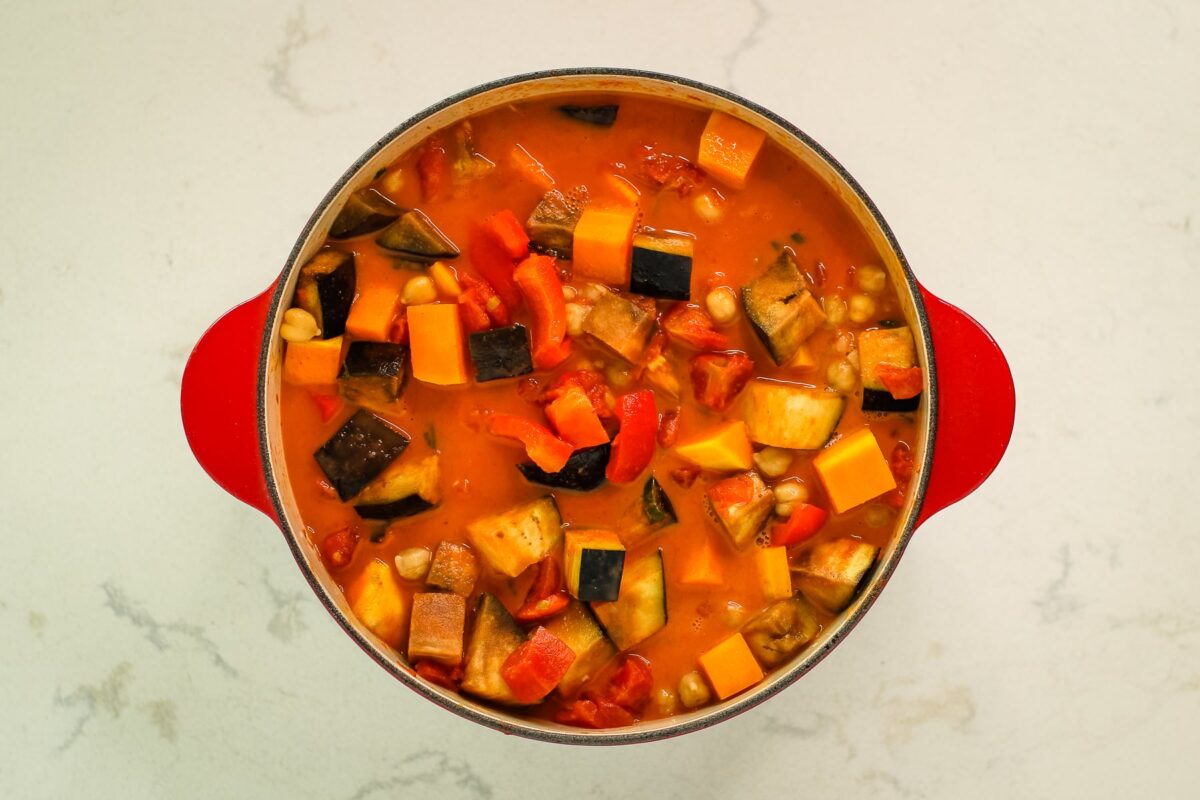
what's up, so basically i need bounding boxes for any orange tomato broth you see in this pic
[278,94,918,722]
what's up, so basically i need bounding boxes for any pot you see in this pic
[180,69,1015,744]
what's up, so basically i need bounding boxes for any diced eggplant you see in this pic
[425,541,479,597]
[296,250,356,338]
[353,454,440,520]
[408,592,466,665]
[558,104,619,127]
[792,538,879,613]
[339,341,409,413]
[462,594,528,705]
[329,188,401,239]
[741,380,845,450]
[590,549,667,651]
[740,595,820,668]
[859,326,921,412]
[705,471,775,550]
[544,600,618,697]
[314,410,409,501]
[525,189,580,259]
[741,251,825,364]
[630,233,693,301]
[565,529,626,603]
[466,496,563,578]
[862,389,920,413]
[641,475,677,530]
[517,443,610,492]
[468,324,533,382]
[375,209,460,263]
[581,290,656,363]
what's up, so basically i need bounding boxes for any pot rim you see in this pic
[255,67,937,745]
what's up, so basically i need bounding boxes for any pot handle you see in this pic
[915,284,1015,527]
[181,286,279,522]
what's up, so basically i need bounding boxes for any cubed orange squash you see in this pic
[408,303,467,385]
[697,111,767,190]
[283,336,343,386]
[674,421,753,471]
[573,207,636,285]
[756,546,792,600]
[813,428,897,513]
[698,632,764,699]
[679,535,722,587]
[345,558,408,647]
[345,286,400,341]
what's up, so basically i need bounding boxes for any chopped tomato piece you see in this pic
[877,363,923,400]
[483,209,531,260]
[387,312,409,344]
[657,406,681,448]
[319,527,358,570]
[514,254,572,370]
[307,391,344,423]
[771,503,829,547]
[515,557,570,622]
[414,660,464,690]
[670,465,700,488]
[416,134,446,200]
[458,292,492,333]
[467,226,522,310]
[555,694,636,729]
[689,352,754,411]
[458,273,511,331]
[883,441,915,509]
[488,413,575,473]
[637,146,706,196]
[541,370,616,422]
[662,303,730,351]
[605,390,657,484]
[501,626,576,703]
[605,656,654,712]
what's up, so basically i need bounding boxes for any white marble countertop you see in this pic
[2,1,1197,797]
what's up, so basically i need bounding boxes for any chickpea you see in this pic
[856,264,887,294]
[827,357,858,393]
[678,671,712,709]
[394,547,432,581]
[773,481,809,505]
[705,286,739,325]
[562,285,578,302]
[280,307,320,342]
[402,275,437,306]
[833,330,855,355]
[865,504,894,528]
[722,600,746,628]
[848,293,876,323]
[823,295,848,326]
[606,363,633,388]
[693,191,724,222]
[654,688,679,716]
[565,302,589,337]
[753,447,793,477]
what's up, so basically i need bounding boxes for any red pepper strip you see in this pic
[488,413,575,473]
[416,134,446,200]
[605,390,657,484]
[414,660,464,690]
[605,656,654,712]
[515,557,571,622]
[877,363,923,399]
[554,693,635,729]
[689,352,754,411]
[500,626,576,703]
[514,254,572,370]
[468,226,522,310]
[661,303,729,351]
[484,209,530,260]
[307,391,344,423]
[541,370,616,422]
[771,503,829,547]
[319,527,358,570]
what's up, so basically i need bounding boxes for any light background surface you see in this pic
[1,1,1197,797]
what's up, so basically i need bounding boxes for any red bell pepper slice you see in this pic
[467,227,522,310]
[414,660,464,690]
[554,694,636,729]
[541,370,616,422]
[771,503,829,547]
[661,303,729,351]
[500,626,576,703]
[545,386,609,448]
[605,390,657,484]
[605,656,654,712]
[307,391,344,423]
[488,413,575,473]
[318,527,358,570]
[877,363,923,399]
[515,557,570,622]
[514,254,572,369]
[483,209,530,260]
[689,352,754,411]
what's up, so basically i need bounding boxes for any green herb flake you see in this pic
[423,424,438,450]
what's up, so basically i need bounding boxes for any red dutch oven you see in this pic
[180,69,1014,744]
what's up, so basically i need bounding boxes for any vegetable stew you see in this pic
[279,94,921,727]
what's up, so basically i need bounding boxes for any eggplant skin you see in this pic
[517,444,610,491]
[297,250,356,338]
[641,475,678,528]
[862,388,920,413]
[340,342,409,412]
[558,104,619,127]
[375,210,460,262]
[525,190,580,259]
[313,410,410,501]
[329,188,401,239]
[630,246,692,301]
[468,324,534,382]
[354,495,434,520]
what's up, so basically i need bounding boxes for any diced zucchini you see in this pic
[741,380,845,450]
[630,233,693,300]
[526,189,580,259]
[468,324,533,382]
[339,341,409,413]
[859,326,921,412]
[517,443,610,492]
[314,410,410,501]
[558,104,619,127]
[408,592,466,665]
[329,188,401,239]
[296,250,356,338]
[581,290,656,363]
[741,595,820,667]
[565,529,626,603]
[375,209,460,263]
[741,252,825,364]
[461,594,528,705]
[425,541,479,597]
[591,549,667,651]
[705,471,774,550]
[466,496,563,577]
[792,538,879,613]
[353,454,440,520]
[544,600,618,697]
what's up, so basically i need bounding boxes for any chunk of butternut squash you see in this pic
[697,112,767,190]
[407,303,467,385]
[345,558,408,647]
[756,546,792,601]
[674,421,753,471]
[812,428,896,513]
[573,207,636,285]
[679,534,723,587]
[345,286,400,341]
[698,632,764,700]
[283,336,344,386]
